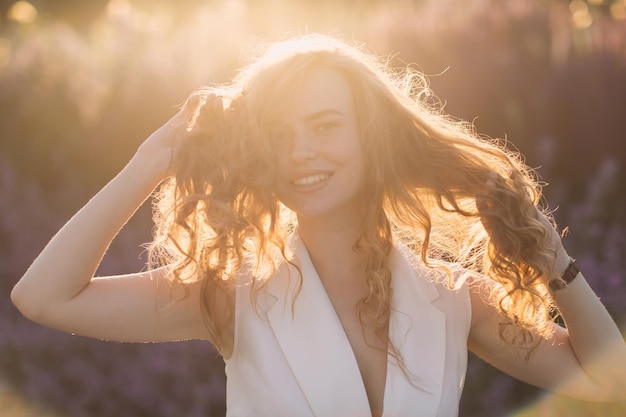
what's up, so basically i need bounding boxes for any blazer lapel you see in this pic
[263,234,371,417]
[383,243,447,416]
[260,236,448,417]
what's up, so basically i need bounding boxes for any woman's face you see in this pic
[272,66,365,223]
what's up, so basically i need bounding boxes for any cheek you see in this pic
[352,148,369,189]
[271,159,290,195]
[348,138,366,173]
[273,148,290,176]
[355,158,367,188]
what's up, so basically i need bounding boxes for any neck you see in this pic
[297,214,365,283]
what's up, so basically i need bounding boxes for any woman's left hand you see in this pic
[476,171,571,281]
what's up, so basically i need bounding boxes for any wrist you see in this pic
[127,151,170,185]
[121,154,169,193]
[554,247,571,272]
[550,257,581,291]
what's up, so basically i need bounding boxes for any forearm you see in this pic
[11,155,163,319]
[553,272,626,400]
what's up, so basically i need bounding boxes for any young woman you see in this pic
[11,34,626,417]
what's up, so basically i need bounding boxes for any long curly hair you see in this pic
[149,34,560,357]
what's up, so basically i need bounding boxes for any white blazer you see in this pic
[225,234,471,417]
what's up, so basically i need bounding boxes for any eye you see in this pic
[314,120,340,134]
[272,126,293,144]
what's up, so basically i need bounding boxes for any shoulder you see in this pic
[392,242,472,292]
[391,243,473,320]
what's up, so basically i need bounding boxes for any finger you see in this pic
[476,172,499,213]
[197,94,222,116]
[180,93,202,114]
[194,94,224,128]
[475,193,490,213]
[179,93,211,131]
[168,93,200,129]
[477,171,512,237]
[213,96,224,114]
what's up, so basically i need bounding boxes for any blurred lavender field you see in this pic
[1,0,625,416]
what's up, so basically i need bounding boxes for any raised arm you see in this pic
[11,93,223,344]
[469,265,626,401]
[469,176,626,401]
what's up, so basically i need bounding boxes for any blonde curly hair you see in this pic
[149,34,560,357]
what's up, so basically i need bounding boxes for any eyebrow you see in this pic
[304,109,345,122]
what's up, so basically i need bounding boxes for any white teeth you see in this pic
[293,174,330,186]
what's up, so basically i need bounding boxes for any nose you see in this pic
[289,128,317,163]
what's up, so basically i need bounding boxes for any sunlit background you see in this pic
[1,0,625,416]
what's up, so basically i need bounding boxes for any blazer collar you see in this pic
[384,243,447,416]
[260,234,447,417]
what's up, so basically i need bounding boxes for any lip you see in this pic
[290,172,333,192]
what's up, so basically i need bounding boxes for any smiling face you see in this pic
[272,66,365,224]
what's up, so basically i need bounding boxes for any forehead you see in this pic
[281,67,355,122]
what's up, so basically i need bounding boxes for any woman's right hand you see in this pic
[132,92,224,182]
[11,91,225,344]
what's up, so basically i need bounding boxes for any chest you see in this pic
[322,279,389,417]
[225,242,471,417]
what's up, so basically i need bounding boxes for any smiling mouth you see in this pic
[292,173,331,186]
